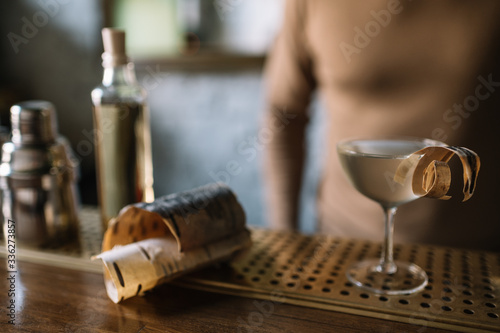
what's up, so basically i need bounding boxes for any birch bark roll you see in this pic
[97,231,250,303]
[94,183,251,303]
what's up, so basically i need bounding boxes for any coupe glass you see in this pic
[337,137,444,295]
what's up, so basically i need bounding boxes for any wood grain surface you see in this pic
[0,261,457,332]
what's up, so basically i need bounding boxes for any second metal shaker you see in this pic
[0,100,80,248]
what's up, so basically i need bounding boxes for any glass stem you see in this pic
[378,206,397,274]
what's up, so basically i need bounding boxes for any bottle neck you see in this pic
[102,63,138,87]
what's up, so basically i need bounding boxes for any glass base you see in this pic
[346,259,428,295]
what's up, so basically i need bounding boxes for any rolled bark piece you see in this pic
[102,183,247,252]
[94,183,251,303]
[395,146,480,201]
[97,231,251,303]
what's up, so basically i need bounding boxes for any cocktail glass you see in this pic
[337,137,444,295]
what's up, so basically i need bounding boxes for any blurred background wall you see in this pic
[0,0,326,233]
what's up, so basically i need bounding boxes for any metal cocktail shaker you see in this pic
[0,100,80,248]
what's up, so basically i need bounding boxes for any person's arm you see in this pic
[263,0,316,230]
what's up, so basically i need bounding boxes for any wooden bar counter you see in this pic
[1,260,455,333]
[1,208,498,332]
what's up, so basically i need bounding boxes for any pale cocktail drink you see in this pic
[338,140,427,208]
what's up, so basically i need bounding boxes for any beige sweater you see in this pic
[264,0,500,251]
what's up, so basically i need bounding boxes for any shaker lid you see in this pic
[101,28,128,67]
[11,100,58,145]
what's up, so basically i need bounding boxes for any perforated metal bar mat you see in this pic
[1,208,499,332]
[177,229,500,332]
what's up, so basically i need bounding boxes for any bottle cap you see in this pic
[101,28,128,67]
[10,100,58,145]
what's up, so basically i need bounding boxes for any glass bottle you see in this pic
[91,28,154,231]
